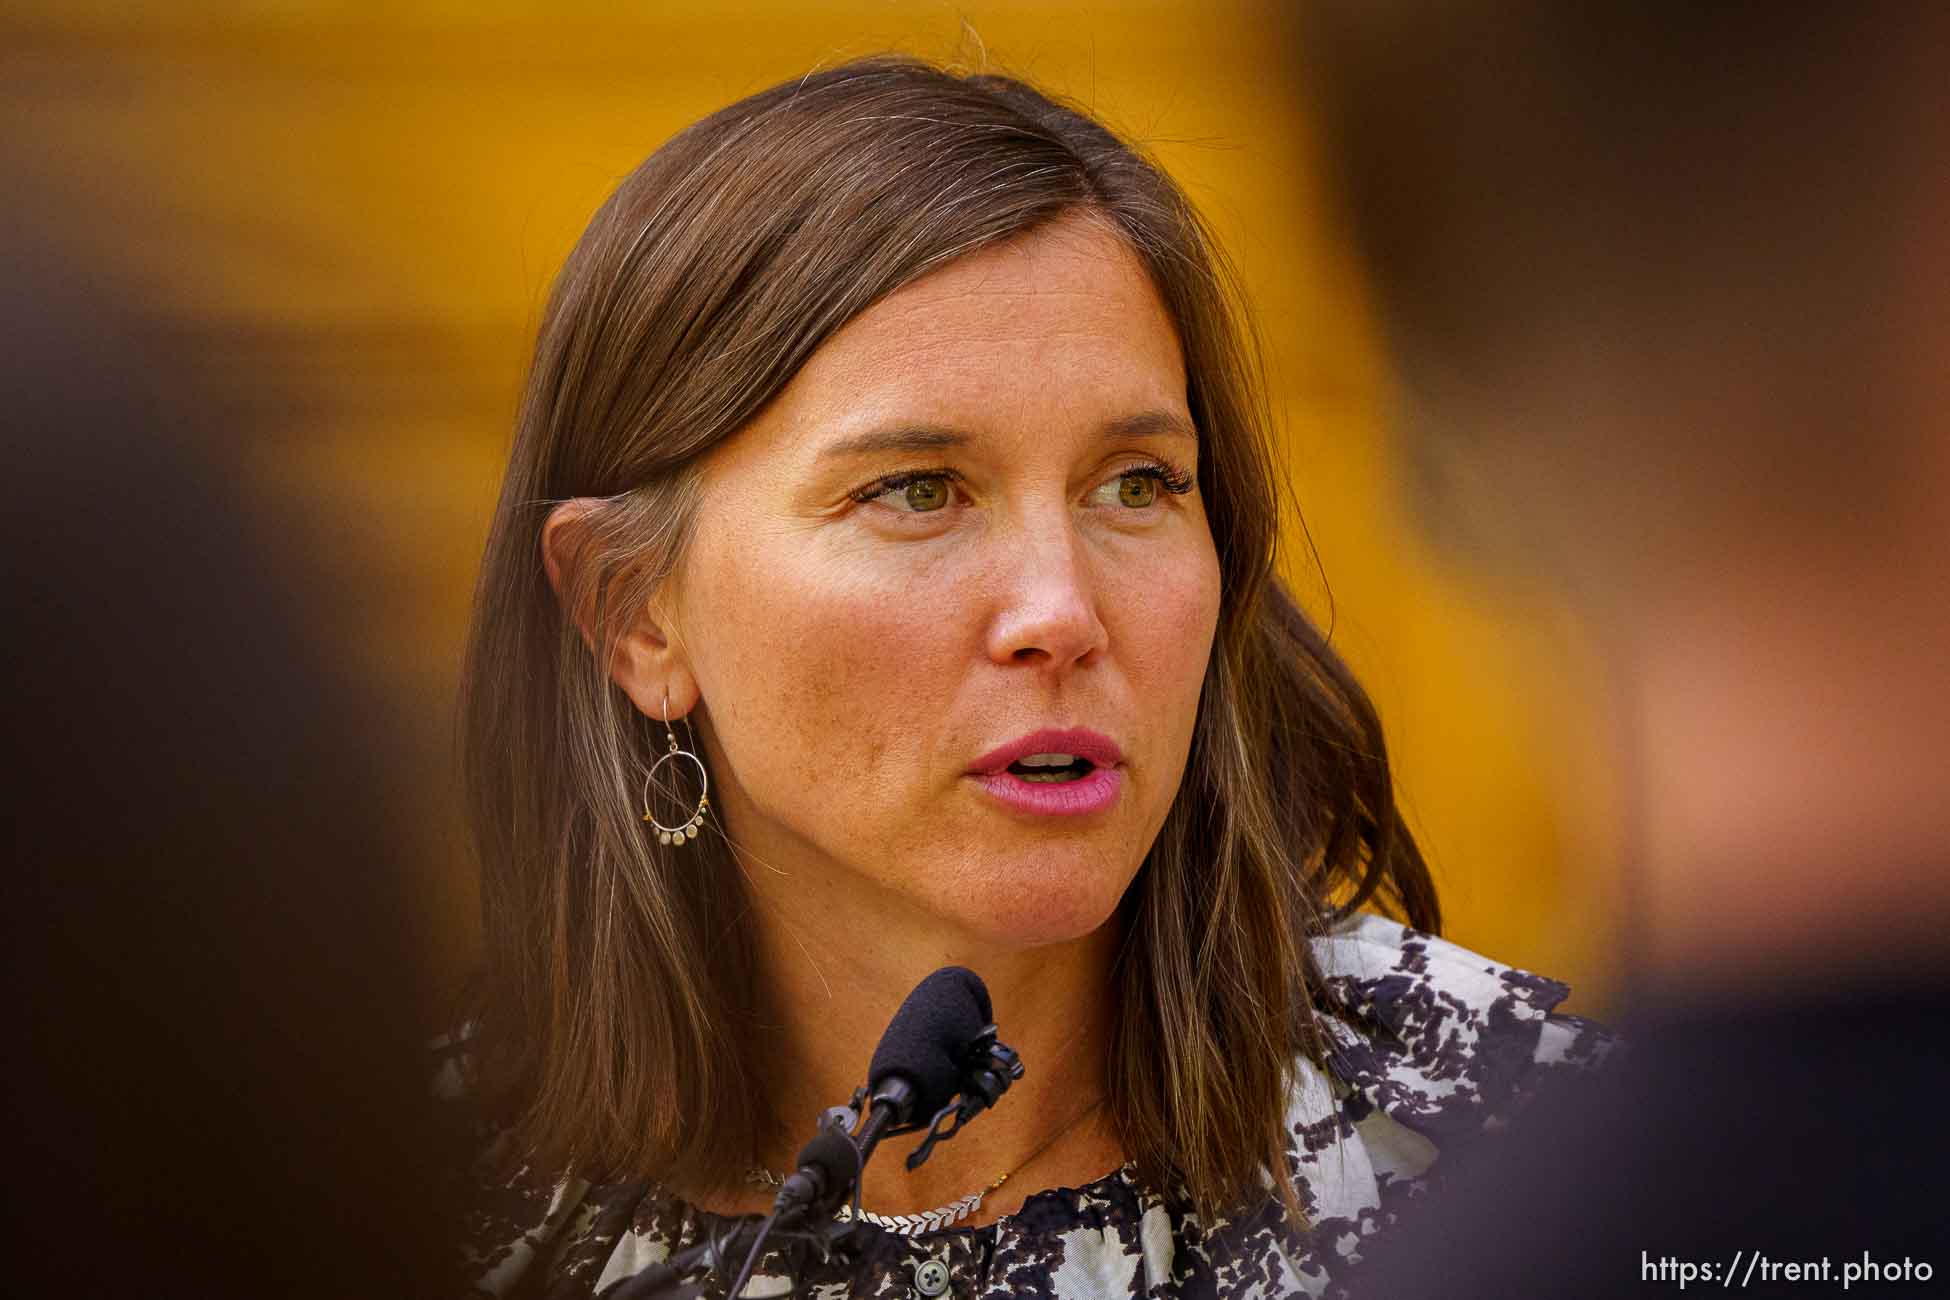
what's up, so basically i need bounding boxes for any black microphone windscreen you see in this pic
[793,1128,860,1190]
[866,966,991,1117]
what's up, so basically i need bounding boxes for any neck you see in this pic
[732,851,1126,1221]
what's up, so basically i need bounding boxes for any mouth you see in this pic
[969,759,1122,816]
[966,727,1125,817]
[1002,753,1099,783]
[968,727,1125,778]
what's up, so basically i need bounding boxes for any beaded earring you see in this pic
[642,688,709,845]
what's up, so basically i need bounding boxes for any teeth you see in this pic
[1014,753,1079,768]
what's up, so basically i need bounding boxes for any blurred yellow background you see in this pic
[2,2,1624,1017]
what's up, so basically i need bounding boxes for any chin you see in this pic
[934,852,1134,949]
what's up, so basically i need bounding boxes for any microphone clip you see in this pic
[905,1023,1025,1172]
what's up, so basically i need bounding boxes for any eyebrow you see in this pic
[816,409,1199,460]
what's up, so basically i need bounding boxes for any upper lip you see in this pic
[967,727,1124,775]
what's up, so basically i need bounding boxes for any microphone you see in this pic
[867,966,992,1119]
[773,966,994,1222]
[765,1126,859,1223]
[612,967,1014,1300]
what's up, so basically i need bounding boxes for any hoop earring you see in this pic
[642,688,709,846]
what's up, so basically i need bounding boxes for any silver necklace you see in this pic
[747,1096,1105,1237]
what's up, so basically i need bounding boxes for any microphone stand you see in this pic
[599,1101,881,1300]
[598,1209,861,1300]
[602,1024,1023,1298]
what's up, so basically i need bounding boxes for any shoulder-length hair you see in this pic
[460,53,1438,1223]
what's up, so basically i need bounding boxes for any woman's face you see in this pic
[669,212,1222,948]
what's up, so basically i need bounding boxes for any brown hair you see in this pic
[459,53,1437,1223]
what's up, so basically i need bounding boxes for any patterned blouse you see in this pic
[449,912,1618,1298]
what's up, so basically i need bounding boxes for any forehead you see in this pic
[772,213,1188,438]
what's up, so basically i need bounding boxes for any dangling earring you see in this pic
[642,688,709,846]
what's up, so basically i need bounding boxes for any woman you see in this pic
[448,55,1614,1299]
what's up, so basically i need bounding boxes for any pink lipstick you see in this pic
[965,727,1125,818]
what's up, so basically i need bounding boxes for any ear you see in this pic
[541,499,700,722]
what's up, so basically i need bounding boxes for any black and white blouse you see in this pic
[449,912,1618,1298]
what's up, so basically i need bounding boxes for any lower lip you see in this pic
[967,764,1123,817]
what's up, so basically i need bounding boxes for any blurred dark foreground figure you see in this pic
[0,177,452,1294]
[1304,2,1949,1294]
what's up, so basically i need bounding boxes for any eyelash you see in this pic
[847,459,1197,511]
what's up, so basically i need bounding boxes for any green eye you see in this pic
[1117,474,1158,508]
[901,477,950,511]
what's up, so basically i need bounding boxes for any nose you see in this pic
[983,509,1111,670]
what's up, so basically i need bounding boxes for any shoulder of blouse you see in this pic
[1307,910,1622,1139]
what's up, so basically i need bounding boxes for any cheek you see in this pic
[1106,538,1220,842]
[685,531,963,817]
[1107,535,1222,712]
